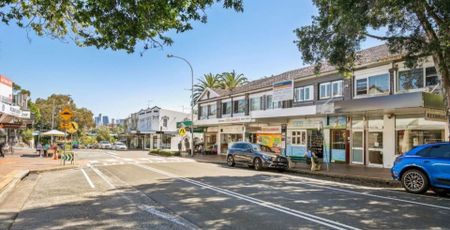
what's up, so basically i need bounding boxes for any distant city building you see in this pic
[94,113,110,127]
[102,116,109,126]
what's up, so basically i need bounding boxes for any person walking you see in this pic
[305,147,321,171]
[0,142,4,158]
[36,143,43,157]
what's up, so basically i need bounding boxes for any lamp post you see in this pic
[167,54,194,157]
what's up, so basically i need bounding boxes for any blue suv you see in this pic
[391,143,450,195]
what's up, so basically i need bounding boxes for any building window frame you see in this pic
[396,65,439,93]
[354,73,390,98]
[294,85,314,102]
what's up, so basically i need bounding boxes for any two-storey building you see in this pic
[194,44,446,168]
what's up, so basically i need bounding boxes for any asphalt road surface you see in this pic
[1,149,449,230]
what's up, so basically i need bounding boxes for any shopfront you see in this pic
[205,127,218,154]
[286,117,326,158]
[219,125,245,154]
[350,116,385,167]
[396,114,446,155]
[256,126,282,154]
[325,116,348,163]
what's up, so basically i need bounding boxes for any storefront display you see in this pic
[396,116,445,154]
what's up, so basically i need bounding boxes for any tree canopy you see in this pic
[295,0,449,115]
[34,94,94,131]
[193,70,248,102]
[1,0,243,53]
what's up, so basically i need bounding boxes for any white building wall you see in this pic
[383,114,396,168]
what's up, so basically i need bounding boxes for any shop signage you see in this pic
[176,120,193,128]
[272,80,293,102]
[0,101,31,119]
[217,117,254,124]
[325,116,347,129]
[207,127,218,133]
[0,122,26,129]
[425,109,447,122]
[289,118,325,129]
[258,126,282,134]
[220,126,244,134]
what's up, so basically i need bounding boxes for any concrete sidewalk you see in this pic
[189,154,400,187]
[0,148,81,203]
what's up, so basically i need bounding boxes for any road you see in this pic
[1,149,449,230]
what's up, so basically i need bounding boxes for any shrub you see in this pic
[149,149,174,157]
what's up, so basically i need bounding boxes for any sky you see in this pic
[0,0,383,119]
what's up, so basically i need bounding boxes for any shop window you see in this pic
[294,85,314,102]
[222,101,231,115]
[291,131,306,145]
[397,129,444,155]
[355,74,390,97]
[233,99,246,114]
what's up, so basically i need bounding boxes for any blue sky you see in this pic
[0,0,383,119]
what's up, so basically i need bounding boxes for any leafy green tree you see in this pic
[1,0,243,53]
[193,73,221,102]
[295,0,450,109]
[28,100,41,124]
[96,126,111,142]
[21,128,33,145]
[80,134,96,146]
[34,94,94,131]
[219,70,248,91]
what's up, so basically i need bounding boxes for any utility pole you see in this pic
[167,54,194,157]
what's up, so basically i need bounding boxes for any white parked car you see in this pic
[98,141,112,149]
[112,142,128,150]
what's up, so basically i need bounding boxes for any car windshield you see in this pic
[251,144,275,153]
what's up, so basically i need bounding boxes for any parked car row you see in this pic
[84,141,128,150]
[226,141,449,196]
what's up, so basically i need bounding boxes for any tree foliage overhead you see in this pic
[1,0,243,53]
[295,0,449,75]
[34,94,94,131]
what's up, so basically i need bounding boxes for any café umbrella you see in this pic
[41,130,66,137]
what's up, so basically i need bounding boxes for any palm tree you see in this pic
[193,73,221,103]
[219,70,248,91]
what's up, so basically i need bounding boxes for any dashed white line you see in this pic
[80,168,95,189]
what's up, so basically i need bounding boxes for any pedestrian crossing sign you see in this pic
[178,128,187,137]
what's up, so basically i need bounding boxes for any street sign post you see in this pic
[178,127,187,137]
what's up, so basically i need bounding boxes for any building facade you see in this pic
[124,106,190,151]
[194,44,447,168]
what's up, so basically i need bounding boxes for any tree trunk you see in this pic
[432,54,450,141]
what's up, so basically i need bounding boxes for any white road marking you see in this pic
[90,164,197,229]
[80,168,95,189]
[134,163,359,230]
[106,151,119,156]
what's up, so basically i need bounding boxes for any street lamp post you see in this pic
[167,54,194,157]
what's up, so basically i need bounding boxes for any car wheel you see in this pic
[254,158,263,171]
[401,169,429,194]
[277,168,286,173]
[227,155,235,167]
[432,188,449,197]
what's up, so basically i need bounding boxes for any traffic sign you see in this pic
[178,127,187,137]
[60,122,71,130]
[59,108,73,121]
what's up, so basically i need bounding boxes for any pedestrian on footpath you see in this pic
[305,147,321,171]
[0,142,4,157]
[36,143,43,157]
[43,143,50,157]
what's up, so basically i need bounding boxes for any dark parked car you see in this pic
[227,142,288,171]
[391,142,450,195]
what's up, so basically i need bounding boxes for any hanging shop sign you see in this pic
[0,122,26,129]
[272,80,293,102]
[207,127,219,133]
[425,109,447,122]
[220,125,244,134]
[217,117,254,124]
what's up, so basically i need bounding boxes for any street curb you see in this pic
[190,158,401,188]
[29,165,80,174]
[0,170,30,204]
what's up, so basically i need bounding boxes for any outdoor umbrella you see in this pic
[41,130,67,136]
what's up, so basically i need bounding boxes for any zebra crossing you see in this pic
[88,156,195,166]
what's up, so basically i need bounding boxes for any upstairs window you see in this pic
[250,96,263,111]
[222,101,231,115]
[233,99,246,114]
[294,85,314,102]
[208,104,217,118]
[356,74,390,97]
[265,95,273,110]
[397,67,439,92]
[319,80,343,99]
